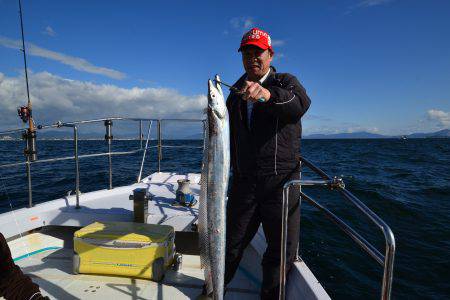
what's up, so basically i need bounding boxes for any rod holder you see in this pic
[104,119,113,141]
[22,129,37,208]
[129,188,150,223]
[23,129,37,162]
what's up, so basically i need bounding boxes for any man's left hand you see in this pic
[241,81,271,103]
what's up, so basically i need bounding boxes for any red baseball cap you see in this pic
[238,28,273,52]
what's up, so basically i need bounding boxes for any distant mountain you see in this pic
[304,131,389,139]
[2,128,448,140]
[406,129,450,138]
[304,129,450,139]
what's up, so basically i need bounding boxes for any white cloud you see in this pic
[427,109,450,127]
[228,20,283,50]
[273,52,285,61]
[346,0,394,14]
[346,126,380,133]
[271,39,285,47]
[0,72,206,131]
[0,36,125,80]
[229,17,254,33]
[43,26,56,37]
[357,0,393,7]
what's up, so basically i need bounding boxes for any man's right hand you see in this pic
[240,81,270,103]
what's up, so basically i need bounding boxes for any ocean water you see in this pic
[0,139,449,299]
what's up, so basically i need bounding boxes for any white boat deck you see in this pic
[6,227,261,300]
[1,171,330,300]
[0,172,202,239]
[1,172,262,299]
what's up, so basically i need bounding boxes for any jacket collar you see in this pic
[262,66,277,87]
[233,66,277,90]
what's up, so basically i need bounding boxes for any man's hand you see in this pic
[241,81,271,103]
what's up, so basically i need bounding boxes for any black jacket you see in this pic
[0,233,46,300]
[226,67,311,176]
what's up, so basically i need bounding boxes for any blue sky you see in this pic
[0,0,449,135]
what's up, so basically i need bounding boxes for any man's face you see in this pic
[241,46,273,81]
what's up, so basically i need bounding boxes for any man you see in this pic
[225,27,311,299]
[0,232,49,300]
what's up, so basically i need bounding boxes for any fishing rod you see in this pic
[0,0,33,257]
[17,0,37,162]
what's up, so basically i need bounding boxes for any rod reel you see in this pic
[18,106,37,161]
[17,106,31,123]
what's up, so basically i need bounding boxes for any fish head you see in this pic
[207,75,226,119]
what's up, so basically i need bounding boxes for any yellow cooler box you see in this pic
[73,221,175,281]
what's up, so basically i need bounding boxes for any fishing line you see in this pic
[213,78,266,102]
[0,170,30,260]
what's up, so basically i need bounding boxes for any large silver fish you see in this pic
[198,75,230,299]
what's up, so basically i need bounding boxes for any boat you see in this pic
[0,117,396,299]
[0,2,395,297]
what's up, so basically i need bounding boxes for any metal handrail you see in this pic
[74,125,80,208]
[299,191,384,265]
[0,117,158,136]
[0,150,144,169]
[279,156,396,300]
[0,117,205,138]
[0,117,204,208]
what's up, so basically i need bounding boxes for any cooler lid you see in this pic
[74,221,174,243]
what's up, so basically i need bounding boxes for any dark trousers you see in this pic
[224,170,300,300]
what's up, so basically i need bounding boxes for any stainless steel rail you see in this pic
[299,191,384,265]
[157,121,162,172]
[0,117,162,136]
[0,150,144,169]
[2,117,396,299]
[0,117,204,208]
[74,125,80,209]
[279,156,396,300]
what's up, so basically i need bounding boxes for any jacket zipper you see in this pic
[234,100,241,174]
[233,130,240,174]
[274,118,278,175]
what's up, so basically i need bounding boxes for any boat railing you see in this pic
[0,117,205,209]
[279,156,396,300]
[1,118,395,299]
